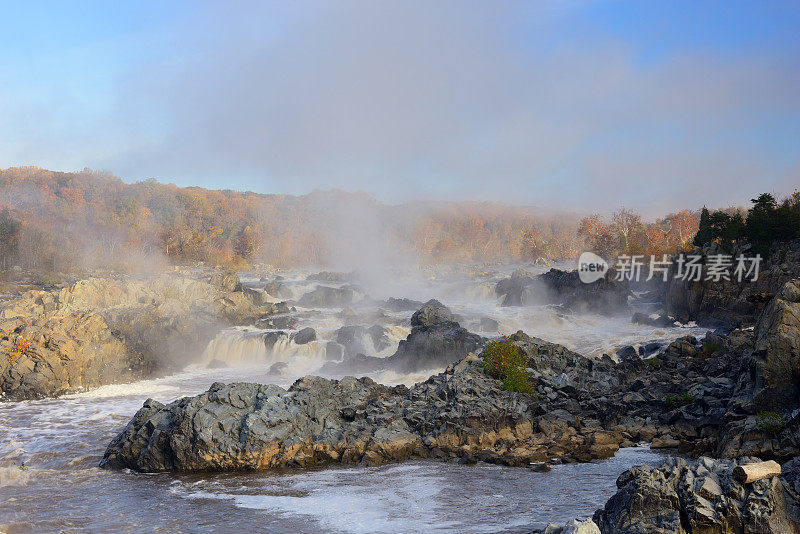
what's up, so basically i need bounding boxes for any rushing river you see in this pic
[1,265,702,532]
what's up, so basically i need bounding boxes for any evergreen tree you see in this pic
[693,206,711,246]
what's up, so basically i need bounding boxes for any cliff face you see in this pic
[665,239,800,327]
[0,272,265,401]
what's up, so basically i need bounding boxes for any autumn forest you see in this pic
[0,166,706,273]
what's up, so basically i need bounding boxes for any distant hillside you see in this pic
[0,166,582,272]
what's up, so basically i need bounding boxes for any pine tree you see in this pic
[693,206,711,246]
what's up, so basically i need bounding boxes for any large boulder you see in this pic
[594,456,800,534]
[410,299,455,327]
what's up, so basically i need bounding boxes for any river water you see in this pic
[0,265,702,533]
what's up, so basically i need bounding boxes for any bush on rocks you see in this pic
[481,337,535,395]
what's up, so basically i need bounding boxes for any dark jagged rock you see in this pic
[594,456,800,534]
[495,268,631,313]
[746,280,800,411]
[105,325,676,473]
[410,299,454,327]
[100,356,536,472]
[297,286,355,308]
[535,268,631,314]
[386,321,482,373]
[495,269,535,306]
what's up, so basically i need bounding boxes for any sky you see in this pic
[0,0,798,215]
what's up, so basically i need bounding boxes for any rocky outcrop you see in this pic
[385,321,482,372]
[0,272,267,401]
[291,327,317,345]
[665,239,800,327]
[101,354,538,472]
[324,300,481,374]
[495,269,535,306]
[495,268,631,314]
[0,310,144,400]
[594,456,800,533]
[297,286,356,308]
[535,268,631,314]
[746,280,800,411]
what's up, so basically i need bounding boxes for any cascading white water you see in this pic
[202,327,331,375]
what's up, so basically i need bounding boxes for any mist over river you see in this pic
[1,264,702,533]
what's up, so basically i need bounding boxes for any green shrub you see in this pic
[665,392,695,411]
[756,411,787,434]
[481,337,535,395]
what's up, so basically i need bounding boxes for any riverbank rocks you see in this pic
[0,272,269,401]
[594,455,800,533]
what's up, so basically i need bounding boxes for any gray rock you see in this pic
[292,327,316,345]
[410,299,454,327]
[746,280,800,411]
[594,456,800,534]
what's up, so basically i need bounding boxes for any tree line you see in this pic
[692,192,800,256]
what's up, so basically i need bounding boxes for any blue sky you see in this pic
[0,1,798,214]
